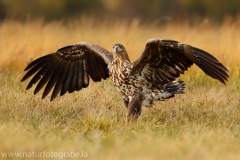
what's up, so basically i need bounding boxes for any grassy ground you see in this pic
[0,18,240,160]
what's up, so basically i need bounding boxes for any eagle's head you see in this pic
[112,43,130,61]
[113,43,126,54]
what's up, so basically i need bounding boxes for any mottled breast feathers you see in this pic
[21,42,113,101]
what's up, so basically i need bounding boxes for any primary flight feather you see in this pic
[21,38,229,121]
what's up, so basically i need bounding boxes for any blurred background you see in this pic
[0,0,240,23]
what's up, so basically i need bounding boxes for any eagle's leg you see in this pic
[122,95,129,108]
[126,92,143,122]
[123,98,129,108]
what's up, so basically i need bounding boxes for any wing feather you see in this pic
[154,70,169,83]
[21,60,48,82]
[132,38,229,85]
[87,54,99,82]
[31,59,63,92]
[42,72,58,99]
[97,57,109,79]
[33,68,55,94]
[70,61,79,92]
[181,45,229,82]
[93,55,106,81]
[76,60,83,91]
[68,61,78,93]
[82,60,89,88]
[22,42,113,101]
[50,63,70,99]
[54,61,71,97]
[26,65,51,90]
[164,66,180,77]
[23,54,50,71]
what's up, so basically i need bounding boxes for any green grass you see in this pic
[0,18,240,160]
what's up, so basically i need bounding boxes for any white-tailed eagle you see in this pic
[21,39,229,121]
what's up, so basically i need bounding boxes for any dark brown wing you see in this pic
[21,42,113,101]
[131,38,229,87]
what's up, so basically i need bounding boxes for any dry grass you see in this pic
[0,17,240,160]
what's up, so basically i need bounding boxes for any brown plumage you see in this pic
[132,39,228,85]
[22,39,229,121]
[21,42,112,101]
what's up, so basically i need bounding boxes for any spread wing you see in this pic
[21,42,113,101]
[131,38,229,87]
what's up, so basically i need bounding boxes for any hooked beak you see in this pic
[113,46,118,53]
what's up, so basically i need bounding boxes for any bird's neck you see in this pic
[113,51,131,62]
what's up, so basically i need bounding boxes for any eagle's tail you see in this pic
[152,80,185,101]
[163,80,185,94]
